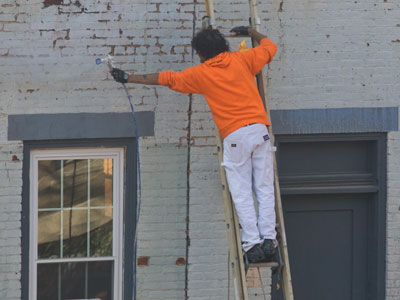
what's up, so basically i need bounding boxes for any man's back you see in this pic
[158,37,278,138]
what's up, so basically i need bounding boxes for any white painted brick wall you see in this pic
[137,139,187,300]
[0,142,22,300]
[0,0,399,299]
[386,130,400,300]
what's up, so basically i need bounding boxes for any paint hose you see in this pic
[96,55,141,300]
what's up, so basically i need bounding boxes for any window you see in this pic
[29,148,124,300]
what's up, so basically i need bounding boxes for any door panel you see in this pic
[283,194,368,300]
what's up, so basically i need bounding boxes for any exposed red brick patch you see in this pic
[176,257,186,265]
[137,256,150,266]
[52,29,70,48]
[12,155,20,162]
[0,50,9,57]
[43,0,63,8]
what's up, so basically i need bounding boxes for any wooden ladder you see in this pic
[203,0,294,299]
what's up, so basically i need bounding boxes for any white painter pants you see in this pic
[222,123,276,252]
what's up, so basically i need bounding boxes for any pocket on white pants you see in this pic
[266,142,277,153]
[222,139,244,164]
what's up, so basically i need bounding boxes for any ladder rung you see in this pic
[249,261,280,268]
[223,34,249,38]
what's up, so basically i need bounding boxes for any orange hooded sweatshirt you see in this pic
[158,38,278,139]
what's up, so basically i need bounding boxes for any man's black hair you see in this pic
[191,29,230,61]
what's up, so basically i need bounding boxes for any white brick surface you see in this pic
[0,0,399,299]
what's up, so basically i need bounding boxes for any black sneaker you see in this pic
[245,244,266,264]
[261,239,277,260]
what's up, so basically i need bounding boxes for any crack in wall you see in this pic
[277,0,285,60]
[184,1,198,299]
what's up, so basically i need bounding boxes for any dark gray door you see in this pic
[273,134,386,300]
[284,194,369,300]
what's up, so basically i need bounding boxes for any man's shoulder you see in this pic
[180,63,204,74]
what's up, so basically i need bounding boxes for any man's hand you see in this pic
[111,68,129,84]
[111,68,159,85]
[230,26,250,36]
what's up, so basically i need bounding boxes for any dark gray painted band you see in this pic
[270,107,398,135]
[8,112,154,141]
[8,107,398,141]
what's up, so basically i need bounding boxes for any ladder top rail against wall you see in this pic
[203,0,294,299]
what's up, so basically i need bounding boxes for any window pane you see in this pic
[37,261,113,300]
[38,211,60,259]
[61,262,86,300]
[63,209,88,258]
[90,209,113,257]
[63,160,88,208]
[37,263,59,300]
[38,160,61,209]
[90,159,113,207]
[88,261,113,300]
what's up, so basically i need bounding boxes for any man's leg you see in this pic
[222,130,263,252]
[252,129,277,241]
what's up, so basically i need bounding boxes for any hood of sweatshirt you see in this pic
[204,51,232,68]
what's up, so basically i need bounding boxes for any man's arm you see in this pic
[111,68,159,85]
[128,73,159,85]
[112,67,202,94]
[231,26,277,75]
[248,28,267,44]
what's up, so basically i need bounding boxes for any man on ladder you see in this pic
[111,26,278,265]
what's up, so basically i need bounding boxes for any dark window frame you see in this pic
[21,138,137,300]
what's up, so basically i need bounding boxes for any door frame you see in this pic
[274,133,386,300]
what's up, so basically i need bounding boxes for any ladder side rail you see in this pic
[216,130,248,300]
[204,1,249,299]
[247,1,294,299]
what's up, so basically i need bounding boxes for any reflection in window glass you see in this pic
[90,209,113,257]
[38,160,61,209]
[37,158,115,259]
[38,211,60,259]
[91,159,113,207]
[63,160,88,208]
[63,209,88,258]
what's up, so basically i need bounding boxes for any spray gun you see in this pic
[95,55,115,71]
[96,55,130,83]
